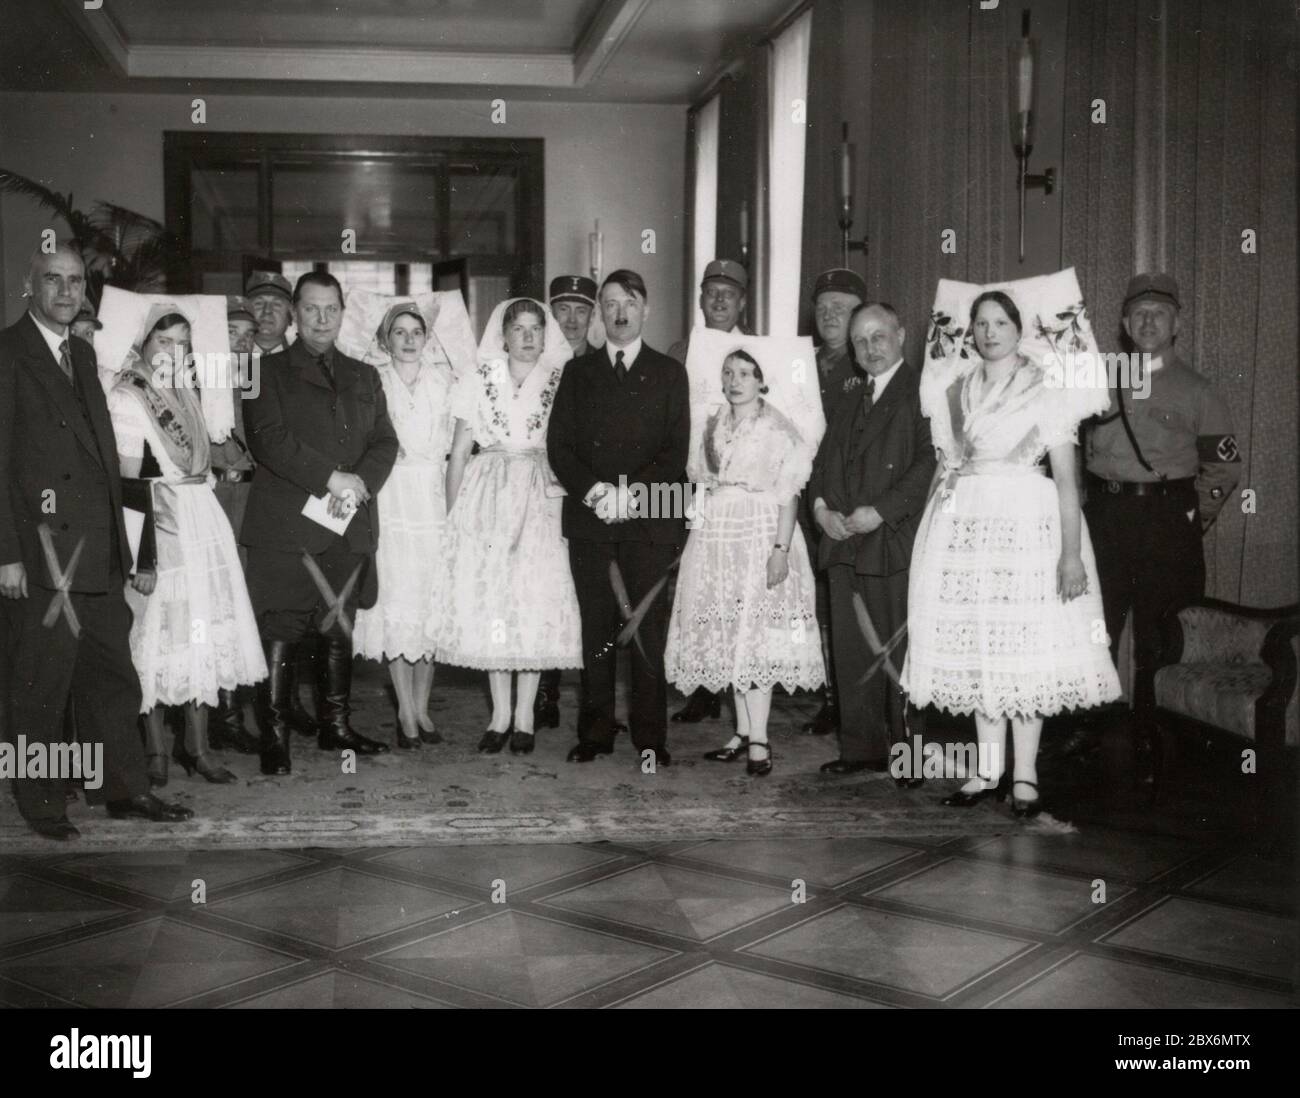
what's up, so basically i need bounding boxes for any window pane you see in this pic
[272,161,440,256]
[407,263,435,295]
[449,165,517,255]
[190,164,259,251]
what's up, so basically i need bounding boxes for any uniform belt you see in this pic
[1088,474,1194,498]
[212,466,255,483]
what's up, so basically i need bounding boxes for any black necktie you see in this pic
[615,349,627,383]
[57,339,73,384]
[864,377,876,408]
[316,353,332,386]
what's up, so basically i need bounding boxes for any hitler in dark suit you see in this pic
[808,306,936,767]
[547,272,691,759]
[0,260,152,827]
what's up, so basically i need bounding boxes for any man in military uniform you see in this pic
[206,296,261,754]
[534,275,601,730]
[666,258,748,367]
[664,258,749,724]
[242,271,398,775]
[246,271,294,356]
[802,267,868,737]
[1083,272,1240,733]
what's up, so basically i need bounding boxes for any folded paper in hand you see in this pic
[302,493,355,535]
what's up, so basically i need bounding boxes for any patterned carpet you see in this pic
[0,665,1057,852]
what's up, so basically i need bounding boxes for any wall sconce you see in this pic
[837,122,868,269]
[1010,9,1055,262]
[588,219,603,282]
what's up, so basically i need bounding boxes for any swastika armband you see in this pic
[1198,434,1240,463]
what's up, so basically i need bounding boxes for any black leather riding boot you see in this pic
[287,642,320,736]
[316,635,389,755]
[213,688,261,754]
[259,640,294,776]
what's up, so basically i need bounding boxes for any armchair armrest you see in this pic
[1158,598,1296,668]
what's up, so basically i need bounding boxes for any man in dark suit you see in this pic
[548,269,690,766]
[0,242,193,839]
[808,302,935,778]
[242,271,398,775]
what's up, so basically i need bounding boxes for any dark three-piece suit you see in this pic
[0,314,148,821]
[547,343,691,752]
[809,362,936,763]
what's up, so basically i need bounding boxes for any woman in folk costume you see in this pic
[665,348,824,777]
[434,298,582,754]
[903,289,1120,817]
[109,303,267,785]
[352,301,454,749]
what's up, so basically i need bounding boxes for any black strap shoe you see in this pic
[478,728,510,754]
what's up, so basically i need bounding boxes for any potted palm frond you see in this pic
[0,168,183,306]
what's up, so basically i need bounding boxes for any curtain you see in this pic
[691,94,720,304]
[766,9,812,337]
[1064,0,1297,605]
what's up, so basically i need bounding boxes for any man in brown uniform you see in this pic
[1083,272,1240,732]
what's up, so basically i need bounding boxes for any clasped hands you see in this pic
[814,501,882,540]
[585,481,642,525]
[327,470,371,520]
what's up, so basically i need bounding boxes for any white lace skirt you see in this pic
[126,480,267,710]
[665,487,824,693]
[901,471,1121,717]
[354,459,445,663]
[433,449,582,671]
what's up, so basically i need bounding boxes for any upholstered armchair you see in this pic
[1151,598,1298,827]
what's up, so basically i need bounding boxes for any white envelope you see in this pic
[301,494,354,535]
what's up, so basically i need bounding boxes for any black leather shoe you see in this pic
[319,726,391,755]
[703,737,749,762]
[418,725,443,745]
[509,729,536,755]
[941,774,1009,808]
[639,746,671,767]
[395,727,422,750]
[746,742,772,777]
[801,697,838,736]
[567,742,614,762]
[1010,779,1043,818]
[106,794,194,822]
[30,818,80,840]
[671,687,722,723]
[478,728,510,754]
[819,758,880,775]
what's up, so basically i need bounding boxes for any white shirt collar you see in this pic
[606,337,642,370]
[29,311,69,360]
[868,357,905,397]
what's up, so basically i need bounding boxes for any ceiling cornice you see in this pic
[61,0,652,91]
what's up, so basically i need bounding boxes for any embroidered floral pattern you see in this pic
[1034,300,1090,356]
[524,363,563,437]
[477,360,510,436]
[927,310,971,361]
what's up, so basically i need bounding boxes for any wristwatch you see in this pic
[772,542,789,552]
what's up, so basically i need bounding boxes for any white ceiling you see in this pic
[0,0,796,103]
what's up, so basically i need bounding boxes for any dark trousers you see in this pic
[569,539,680,751]
[1086,489,1205,714]
[828,564,912,762]
[213,480,251,570]
[246,540,370,644]
[2,571,147,820]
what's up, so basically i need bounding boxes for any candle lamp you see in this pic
[1010,9,1055,262]
[836,121,868,269]
[588,219,603,283]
